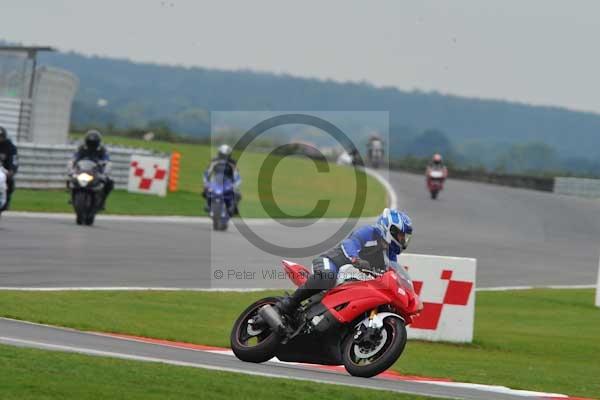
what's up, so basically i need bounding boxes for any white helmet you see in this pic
[376,208,413,249]
[218,144,232,158]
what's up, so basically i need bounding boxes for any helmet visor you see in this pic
[390,225,410,249]
[86,139,99,150]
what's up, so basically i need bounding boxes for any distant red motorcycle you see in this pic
[231,260,421,377]
[426,168,447,199]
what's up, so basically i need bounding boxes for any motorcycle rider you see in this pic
[367,134,384,167]
[0,126,18,213]
[426,153,448,178]
[202,144,242,214]
[71,130,113,210]
[276,208,413,317]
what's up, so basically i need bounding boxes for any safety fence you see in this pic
[553,177,600,199]
[15,142,168,189]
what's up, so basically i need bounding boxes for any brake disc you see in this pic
[353,329,388,359]
[246,318,265,336]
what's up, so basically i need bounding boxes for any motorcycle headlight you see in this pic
[77,173,94,187]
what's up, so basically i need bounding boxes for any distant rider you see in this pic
[0,126,19,214]
[202,144,242,214]
[71,130,114,209]
[276,208,413,316]
[426,153,448,179]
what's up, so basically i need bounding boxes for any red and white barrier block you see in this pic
[398,253,477,343]
[128,155,170,197]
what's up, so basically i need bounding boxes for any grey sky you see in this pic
[3,0,600,113]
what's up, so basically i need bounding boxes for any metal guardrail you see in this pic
[15,142,167,189]
[554,177,600,199]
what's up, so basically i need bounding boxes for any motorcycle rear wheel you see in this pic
[342,316,407,377]
[230,297,281,363]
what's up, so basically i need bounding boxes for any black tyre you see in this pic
[211,201,220,230]
[430,190,438,199]
[73,191,92,225]
[212,200,228,231]
[342,316,407,377]
[230,297,281,363]
[85,213,95,226]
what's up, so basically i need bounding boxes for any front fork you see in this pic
[367,309,378,328]
[354,308,380,342]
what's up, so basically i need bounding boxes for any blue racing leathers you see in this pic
[286,225,403,307]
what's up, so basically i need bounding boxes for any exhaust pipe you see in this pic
[258,304,285,333]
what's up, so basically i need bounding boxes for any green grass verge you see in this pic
[0,344,432,400]
[1,289,597,397]
[11,135,387,218]
[11,190,204,216]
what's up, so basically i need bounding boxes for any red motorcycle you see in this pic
[230,260,421,377]
[426,168,446,199]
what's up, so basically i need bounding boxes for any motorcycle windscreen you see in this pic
[75,159,100,173]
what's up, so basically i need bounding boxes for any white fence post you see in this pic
[596,253,600,307]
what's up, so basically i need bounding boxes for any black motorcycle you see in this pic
[68,159,106,226]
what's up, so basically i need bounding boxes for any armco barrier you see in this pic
[554,177,600,199]
[15,142,168,189]
[399,253,477,343]
[390,164,555,192]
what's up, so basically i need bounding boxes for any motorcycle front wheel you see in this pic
[211,199,228,231]
[342,316,407,377]
[73,191,95,226]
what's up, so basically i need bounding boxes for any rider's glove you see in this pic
[351,257,371,271]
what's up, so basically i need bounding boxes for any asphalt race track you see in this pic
[387,171,600,287]
[1,171,599,399]
[0,318,575,400]
[1,171,599,288]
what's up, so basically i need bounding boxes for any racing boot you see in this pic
[234,193,241,215]
[275,274,328,318]
[274,295,298,318]
[98,195,107,211]
[204,192,211,213]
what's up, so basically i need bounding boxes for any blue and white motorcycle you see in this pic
[206,172,236,231]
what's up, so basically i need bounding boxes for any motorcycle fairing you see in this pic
[282,260,310,287]
[322,271,415,324]
[276,328,344,365]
